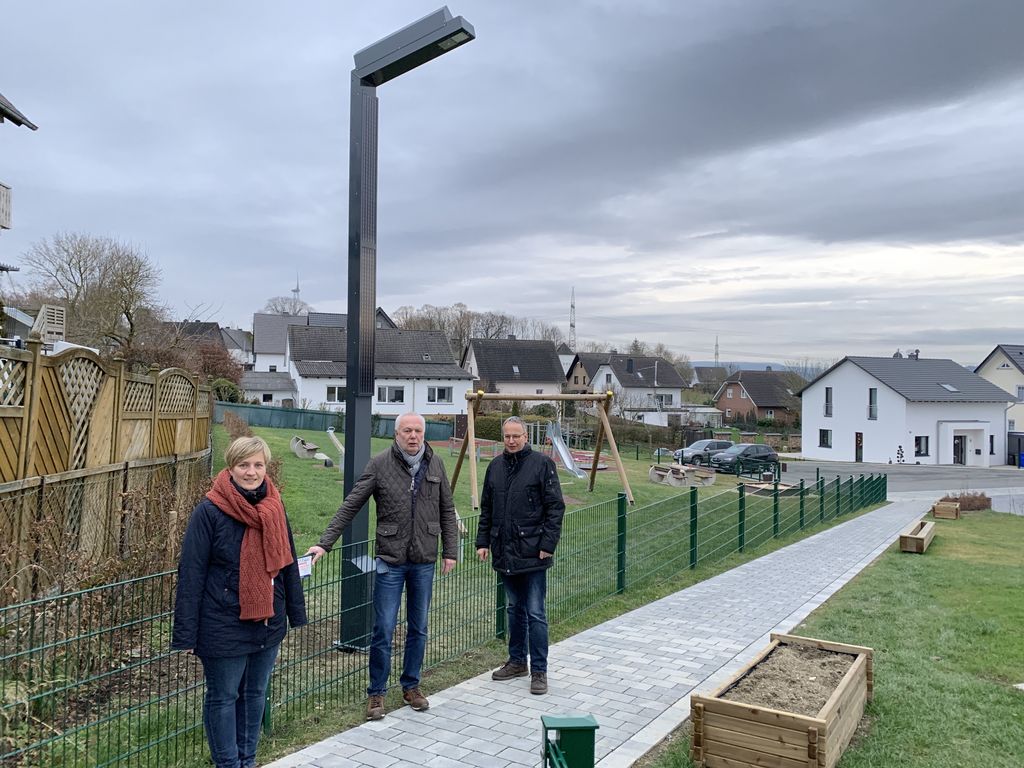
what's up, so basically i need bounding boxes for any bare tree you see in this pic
[22,233,164,352]
[785,357,836,382]
[263,295,312,315]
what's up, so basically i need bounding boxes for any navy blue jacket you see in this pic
[171,498,307,657]
[477,446,565,575]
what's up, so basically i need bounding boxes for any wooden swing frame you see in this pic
[450,390,635,509]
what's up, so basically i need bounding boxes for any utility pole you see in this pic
[569,286,577,351]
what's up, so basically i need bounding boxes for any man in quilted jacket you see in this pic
[307,412,458,720]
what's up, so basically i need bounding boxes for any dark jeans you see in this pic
[369,560,435,695]
[198,644,279,768]
[501,569,549,673]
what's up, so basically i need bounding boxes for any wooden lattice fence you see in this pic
[0,339,212,601]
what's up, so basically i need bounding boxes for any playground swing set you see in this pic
[450,390,635,508]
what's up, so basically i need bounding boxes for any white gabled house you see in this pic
[974,344,1024,433]
[287,325,472,416]
[800,356,1014,466]
[590,355,687,426]
[460,338,565,404]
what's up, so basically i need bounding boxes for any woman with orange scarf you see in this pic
[173,436,307,768]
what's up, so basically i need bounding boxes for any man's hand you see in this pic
[539,550,552,560]
[441,558,456,575]
[476,548,489,562]
[306,545,327,565]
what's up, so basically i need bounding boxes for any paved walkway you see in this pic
[266,499,927,768]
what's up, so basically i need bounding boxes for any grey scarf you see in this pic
[401,444,426,476]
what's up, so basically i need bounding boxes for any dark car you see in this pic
[673,439,734,465]
[709,443,779,473]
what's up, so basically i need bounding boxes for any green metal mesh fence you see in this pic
[0,473,885,766]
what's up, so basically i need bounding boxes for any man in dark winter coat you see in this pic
[307,413,459,720]
[476,416,565,695]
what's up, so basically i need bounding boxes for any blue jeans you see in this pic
[369,560,435,695]
[501,569,549,673]
[198,644,279,768]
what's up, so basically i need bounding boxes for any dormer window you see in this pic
[939,383,959,392]
[512,365,520,375]
[422,353,431,361]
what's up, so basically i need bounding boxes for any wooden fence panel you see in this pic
[31,366,71,476]
[120,417,151,460]
[86,375,117,468]
[0,417,20,483]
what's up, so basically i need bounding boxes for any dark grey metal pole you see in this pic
[339,70,378,650]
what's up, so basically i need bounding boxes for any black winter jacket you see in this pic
[317,443,459,564]
[477,446,565,575]
[171,498,307,657]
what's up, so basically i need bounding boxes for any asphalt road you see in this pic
[779,458,1024,506]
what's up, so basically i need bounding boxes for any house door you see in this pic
[953,435,966,465]
[855,432,863,462]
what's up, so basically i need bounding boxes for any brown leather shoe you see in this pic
[366,694,385,720]
[491,660,529,681]
[403,687,430,711]
[530,672,548,695]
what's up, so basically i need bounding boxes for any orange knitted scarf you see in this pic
[206,469,293,622]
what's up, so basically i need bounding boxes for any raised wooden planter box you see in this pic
[931,501,960,520]
[899,520,935,553]
[691,633,873,768]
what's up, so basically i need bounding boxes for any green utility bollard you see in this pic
[542,714,599,768]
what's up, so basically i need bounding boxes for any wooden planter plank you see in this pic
[931,501,960,519]
[692,634,873,768]
[899,520,935,553]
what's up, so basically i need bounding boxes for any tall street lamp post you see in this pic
[340,7,475,649]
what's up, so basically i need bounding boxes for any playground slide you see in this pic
[546,421,588,479]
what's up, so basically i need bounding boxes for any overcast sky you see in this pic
[2,0,1023,365]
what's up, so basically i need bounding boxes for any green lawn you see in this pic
[642,511,1024,768]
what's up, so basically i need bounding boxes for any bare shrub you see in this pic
[940,491,991,511]
[222,411,252,441]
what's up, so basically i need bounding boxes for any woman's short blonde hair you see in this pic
[224,436,271,469]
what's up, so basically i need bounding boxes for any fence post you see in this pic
[798,479,805,529]
[835,476,841,517]
[818,477,825,522]
[263,680,273,734]
[772,480,780,537]
[689,486,698,569]
[616,492,627,594]
[149,364,161,459]
[738,484,746,553]
[495,573,507,640]
[859,474,865,509]
[18,336,45,479]
[815,466,820,483]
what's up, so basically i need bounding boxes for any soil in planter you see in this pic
[721,645,855,717]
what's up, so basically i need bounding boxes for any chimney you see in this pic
[765,365,772,372]
[626,358,634,374]
[507,334,516,340]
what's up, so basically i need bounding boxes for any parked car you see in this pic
[709,443,779,473]
[673,439,734,465]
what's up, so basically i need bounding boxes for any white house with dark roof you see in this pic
[239,371,298,407]
[251,308,396,372]
[974,344,1024,433]
[287,325,472,415]
[800,356,1014,466]
[461,338,565,404]
[589,355,688,426]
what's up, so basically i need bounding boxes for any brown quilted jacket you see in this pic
[317,442,459,564]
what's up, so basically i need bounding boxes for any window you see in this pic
[740,389,747,399]
[765,409,774,420]
[536,389,544,395]
[867,388,878,420]
[326,386,346,403]
[1017,385,1024,401]
[376,385,405,403]
[998,362,1012,369]
[605,373,612,385]
[939,383,959,392]
[512,365,520,376]
[583,376,588,384]
[725,408,732,418]
[819,429,832,448]
[422,353,431,361]
[269,365,277,372]
[989,435,995,455]
[262,393,272,403]
[653,393,673,406]
[824,386,833,417]
[427,386,452,403]
[573,376,579,384]
[1010,419,1017,431]
[726,387,734,398]
[914,436,929,457]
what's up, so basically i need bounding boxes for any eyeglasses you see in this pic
[503,433,527,441]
